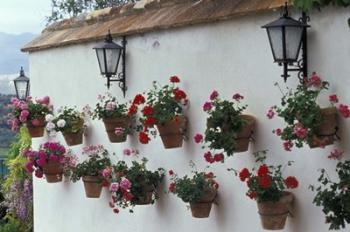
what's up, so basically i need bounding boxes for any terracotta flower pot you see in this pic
[103,117,131,143]
[190,187,217,218]
[82,176,103,198]
[234,115,255,152]
[156,116,187,149]
[134,184,155,205]
[257,192,294,230]
[63,131,83,146]
[308,107,338,148]
[42,160,63,183]
[27,117,46,138]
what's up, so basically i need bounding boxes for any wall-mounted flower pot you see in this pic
[257,191,294,230]
[42,160,63,183]
[103,117,131,143]
[190,187,217,218]
[27,117,46,138]
[134,185,155,205]
[308,107,337,148]
[156,116,187,149]
[82,176,102,198]
[63,131,83,146]
[234,115,255,152]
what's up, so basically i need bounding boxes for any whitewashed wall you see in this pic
[28,7,350,232]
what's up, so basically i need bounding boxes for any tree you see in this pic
[47,0,136,24]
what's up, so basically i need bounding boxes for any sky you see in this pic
[0,0,51,34]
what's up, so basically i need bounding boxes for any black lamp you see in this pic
[93,31,127,97]
[13,67,30,100]
[262,3,310,83]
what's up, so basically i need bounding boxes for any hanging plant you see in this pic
[108,158,165,214]
[92,93,136,143]
[269,72,350,150]
[195,91,255,163]
[230,150,299,230]
[46,106,86,146]
[8,96,52,138]
[168,162,219,218]
[293,0,350,12]
[134,76,189,149]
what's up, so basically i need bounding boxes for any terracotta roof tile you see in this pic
[22,0,289,52]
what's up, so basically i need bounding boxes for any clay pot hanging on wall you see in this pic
[189,187,217,218]
[257,191,294,230]
[42,160,63,183]
[62,131,83,146]
[308,107,338,148]
[134,184,155,205]
[82,176,103,198]
[27,117,46,138]
[103,117,131,143]
[234,115,255,152]
[156,115,187,149]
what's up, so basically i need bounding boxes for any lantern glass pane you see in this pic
[15,80,28,100]
[285,26,304,61]
[267,27,283,61]
[105,48,121,74]
[96,49,106,74]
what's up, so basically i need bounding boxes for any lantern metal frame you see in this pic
[13,67,30,100]
[262,3,310,83]
[94,32,127,97]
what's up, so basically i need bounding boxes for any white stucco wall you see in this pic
[28,7,350,232]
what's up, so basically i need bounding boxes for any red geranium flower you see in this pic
[128,104,137,116]
[139,132,150,144]
[257,164,269,177]
[169,183,176,193]
[239,168,250,182]
[338,104,350,118]
[329,94,339,103]
[173,88,187,101]
[142,105,154,116]
[214,153,224,162]
[123,191,134,201]
[133,94,145,105]
[246,191,257,199]
[144,117,156,127]
[284,176,299,189]
[168,170,174,176]
[204,172,214,179]
[170,76,180,83]
[204,151,214,163]
[259,175,271,189]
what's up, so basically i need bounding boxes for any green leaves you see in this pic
[293,0,350,11]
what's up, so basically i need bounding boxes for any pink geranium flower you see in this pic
[266,108,275,119]
[120,177,132,190]
[210,90,218,100]
[232,93,244,101]
[338,104,350,118]
[203,102,212,111]
[328,149,344,160]
[293,124,308,139]
[194,133,203,144]
[329,94,339,103]
[283,141,293,151]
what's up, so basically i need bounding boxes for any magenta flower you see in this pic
[31,119,40,126]
[102,167,112,178]
[25,162,34,173]
[293,125,308,139]
[328,149,344,160]
[35,170,43,178]
[120,177,132,190]
[50,155,59,162]
[123,148,131,156]
[283,141,293,151]
[194,133,203,144]
[203,102,212,111]
[338,104,350,118]
[232,93,244,101]
[329,94,339,104]
[273,128,282,136]
[36,158,46,167]
[210,90,218,100]
[109,183,119,192]
[19,110,29,122]
[266,108,275,119]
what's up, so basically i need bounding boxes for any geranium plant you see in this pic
[108,158,165,214]
[195,91,255,163]
[310,158,350,230]
[168,162,219,218]
[46,106,86,146]
[23,142,74,183]
[232,150,298,230]
[9,96,52,138]
[71,145,112,198]
[92,93,136,143]
[134,76,188,148]
[270,72,350,150]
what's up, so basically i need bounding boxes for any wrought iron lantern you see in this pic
[13,67,30,100]
[93,31,127,96]
[262,3,310,82]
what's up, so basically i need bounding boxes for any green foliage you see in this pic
[6,127,31,161]
[293,0,350,11]
[92,94,129,120]
[204,94,247,156]
[0,216,23,232]
[47,0,136,24]
[53,107,85,133]
[311,160,350,230]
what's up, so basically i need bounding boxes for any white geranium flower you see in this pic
[57,119,66,128]
[45,114,54,122]
[46,122,56,131]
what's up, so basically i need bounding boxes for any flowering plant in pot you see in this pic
[70,145,112,198]
[46,107,86,146]
[269,73,350,151]
[23,142,73,183]
[195,91,255,163]
[232,150,299,230]
[9,96,52,138]
[108,158,165,214]
[168,162,219,218]
[310,156,350,230]
[92,93,136,143]
[135,76,188,148]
